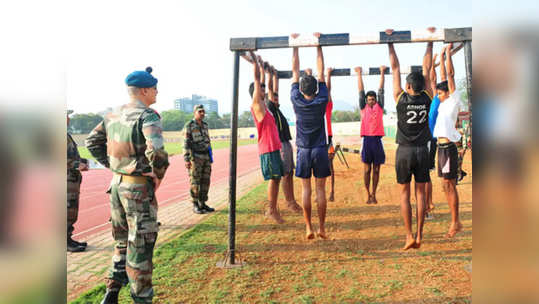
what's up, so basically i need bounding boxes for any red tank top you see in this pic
[251,107,282,155]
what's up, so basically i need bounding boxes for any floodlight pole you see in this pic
[228,51,240,265]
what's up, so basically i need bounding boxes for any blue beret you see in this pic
[125,66,158,88]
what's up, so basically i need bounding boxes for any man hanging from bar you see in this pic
[290,33,330,239]
[264,63,302,214]
[248,52,285,224]
[305,66,335,202]
[432,43,463,238]
[354,65,387,205]
[387,28,435,250]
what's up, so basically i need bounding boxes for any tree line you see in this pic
[68,109,369,134]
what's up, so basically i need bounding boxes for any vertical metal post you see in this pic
[228,51,240,264]
[464,40,472,152]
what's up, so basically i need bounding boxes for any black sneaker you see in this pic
[69,237,87,247]
[67,239,85,253]
[193,202,206,214]
[201,202,215,212]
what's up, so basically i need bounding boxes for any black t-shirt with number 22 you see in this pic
[396,91,432,146]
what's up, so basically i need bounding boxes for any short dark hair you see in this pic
[249,82,254,98]
[249,82,265,98]
[436,81,449,92]
[366,91,377,99]
[405,72,425,93]
[300,75,317,96]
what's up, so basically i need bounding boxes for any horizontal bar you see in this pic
[277,66,423,79]
[230,27,471,50]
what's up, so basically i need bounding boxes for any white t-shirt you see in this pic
[433,93,462,142]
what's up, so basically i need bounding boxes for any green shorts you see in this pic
[260,150,284,180]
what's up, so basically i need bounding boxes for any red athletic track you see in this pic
[73,144,260,239]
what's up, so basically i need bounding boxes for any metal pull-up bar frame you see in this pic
[222,27,472,268]
[276,66,423,79]
[230,28,471,51]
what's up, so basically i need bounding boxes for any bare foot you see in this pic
[371,195,378,204]
[403,237,416,251]
[306,229,315,240]
[328,193,334,202]
[265,208,285,224]
[446,222,463,238]
[317,230,328,239]
[366,195,372,205]
[286,200,303,214]
[413,239,422,249]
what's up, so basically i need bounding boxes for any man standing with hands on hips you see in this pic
[86,66,169,304]
[184,104,215,214]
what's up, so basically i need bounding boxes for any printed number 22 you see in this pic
[406,110,427,124]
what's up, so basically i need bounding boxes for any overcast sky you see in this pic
[0,0,473,119]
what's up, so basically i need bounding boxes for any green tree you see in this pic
[238,111,255,128]
[161,110,188,131]
[69,113,103,134]
[221,113,231,128]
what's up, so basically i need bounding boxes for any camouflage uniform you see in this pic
[67,133,87,239]
[183,119,212,208]
[86,100,169,303]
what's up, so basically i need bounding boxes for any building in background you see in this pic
[174,94,218,113]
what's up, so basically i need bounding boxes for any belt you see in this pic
[438,142,456,149]
[115,173,149,184]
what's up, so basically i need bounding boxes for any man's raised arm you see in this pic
[423,41,434,98]
[422,27,436,98]
[430,54,438,94]
[445,43,456,94]
[439,50,447,82]
[379,65,387,109]
[272,66,279,97]
[267,65,274,102]
[314,32,325,82]
[354,66,366,110]
[387,32,403,102]
[326,67,333,92]
[260,60,266,96]
[291,33,300,84]
[250,52,265,121]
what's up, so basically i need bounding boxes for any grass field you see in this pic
[71,138,472,303]
[78,139,257,160]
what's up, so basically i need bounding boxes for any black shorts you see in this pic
[395,145,430,184]
[437,142,458,180]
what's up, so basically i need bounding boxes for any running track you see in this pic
[73,144,260,239]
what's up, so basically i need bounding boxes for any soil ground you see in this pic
[73,138,472,303]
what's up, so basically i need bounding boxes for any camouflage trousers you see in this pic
[67,171,82,238]
[189,156,212,204]
[106,174,159,303]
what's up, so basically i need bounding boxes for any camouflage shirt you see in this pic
[85,100,169,179]
[67,133,87,178]
[183,119,211,162]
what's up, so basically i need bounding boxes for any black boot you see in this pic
[200,202,215,212]
[192,201,206,214]
[69,236,87,247]
[100,289,119,304]
[67,239,85,253]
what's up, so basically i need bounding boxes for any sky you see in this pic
[0,0,472,119]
